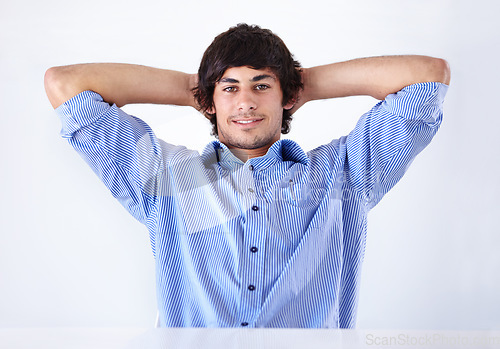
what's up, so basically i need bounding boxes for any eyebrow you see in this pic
[219,74,276,84]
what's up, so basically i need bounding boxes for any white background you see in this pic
[1,0,499,330]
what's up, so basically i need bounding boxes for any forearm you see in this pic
[44,63,197,109]
[302,55,450,102]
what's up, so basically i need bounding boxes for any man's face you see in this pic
[211,66,294,154]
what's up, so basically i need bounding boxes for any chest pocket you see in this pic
[271,165,327,207]
[267,174,327,248]
[278,178,326,208]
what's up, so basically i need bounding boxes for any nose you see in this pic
[237,89,257,112]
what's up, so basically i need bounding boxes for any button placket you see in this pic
[237,164,258,214]
[237,162,264,327]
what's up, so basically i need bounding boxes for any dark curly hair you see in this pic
[193,23,303,136]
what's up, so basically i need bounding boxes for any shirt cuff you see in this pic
[383,82,449,125]
[56,90,111,138]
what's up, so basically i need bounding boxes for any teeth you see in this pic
[236,120,254,124]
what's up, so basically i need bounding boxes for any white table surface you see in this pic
[1,328,499,349]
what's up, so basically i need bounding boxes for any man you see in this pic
[44,24,450,328]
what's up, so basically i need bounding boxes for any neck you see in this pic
[227,146,270,162]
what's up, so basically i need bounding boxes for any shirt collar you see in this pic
[201,139,309,171]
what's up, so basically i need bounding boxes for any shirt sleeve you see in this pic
[344,82,448,210]
[56,91,166,225]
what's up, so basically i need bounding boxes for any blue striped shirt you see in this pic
[56,82,447,328]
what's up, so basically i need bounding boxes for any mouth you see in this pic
[232,118,264,127]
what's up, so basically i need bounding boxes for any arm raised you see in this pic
[292,55,450,113]
[44,63,198,109]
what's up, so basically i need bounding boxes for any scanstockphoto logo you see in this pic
[134,134,387,233]
[136,132,388,205]
[364,332,500,347]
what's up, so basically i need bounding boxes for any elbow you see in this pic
[44,65,84,109]
[429,57,451,86]
[44,66,67,109]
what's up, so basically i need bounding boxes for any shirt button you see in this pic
[241,322,249,327]
[252,205,259,211]
[248,285,256,291]
[248,188,254,193]
[249,165,254,171]
[250,246,258,253]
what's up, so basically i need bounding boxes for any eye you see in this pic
[255,84,270,91]
[222,86,237,92]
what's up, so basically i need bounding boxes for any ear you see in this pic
[206,101,217,114]
[283,98,295,111]
[202,105,215,119]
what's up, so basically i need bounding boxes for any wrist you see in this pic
[299,67,312,104]
[188,74,199,108]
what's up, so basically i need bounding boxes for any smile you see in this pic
[232,118,263,126]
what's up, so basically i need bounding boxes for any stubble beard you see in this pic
[218,114,281,150]
[219,128,278,150]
